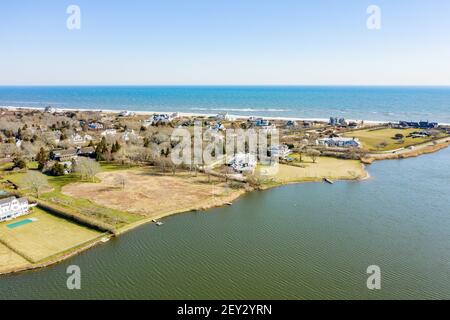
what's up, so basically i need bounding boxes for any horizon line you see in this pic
[1,84,450,88]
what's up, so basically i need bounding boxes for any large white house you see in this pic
[0,197,32,222]
[269,144,292,159]
[317,137,361,148]
[227,153,257,173]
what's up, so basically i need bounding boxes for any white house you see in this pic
[88,122,104,130]
[122,129,138,142]
[71,133,93,144]
[144,113,179,126]
[216,112,236,121]
[227,153,257,173]
[270,144,292,159]
[101,129,117,137]
[119,110,135,117]
[0,197,32,222]
[317,137,361,148]
[44,106,58,113]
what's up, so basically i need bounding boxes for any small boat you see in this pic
[225,202,233,206]
[101,237,110,243]
[324,178,334,184]
[155,221,164,226]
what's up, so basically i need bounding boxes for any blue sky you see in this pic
[1,0,449,85]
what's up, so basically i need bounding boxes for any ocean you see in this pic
[0,86,450,123]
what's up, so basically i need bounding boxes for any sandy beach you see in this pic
[2,105,397,126]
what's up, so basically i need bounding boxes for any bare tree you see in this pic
[154,157,171,173]
[75,158,101,182]
[22,171,49,198]
[114,174,128,190]
[306,149,320,163]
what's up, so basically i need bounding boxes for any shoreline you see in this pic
[3,105,439,126]
[0,163,368,276]
[0,185,248,276]
[1,137,448,276]
[0,159,374,277]
[1,107,449,276]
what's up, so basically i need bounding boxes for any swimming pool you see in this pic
[7,219,34,229]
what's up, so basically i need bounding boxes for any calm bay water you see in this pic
[1,86,450,123]
[1,148,449,299]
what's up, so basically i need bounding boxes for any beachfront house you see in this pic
[119,110,135,117]
[250,118,277,133]
[399,121,439,129]
[317,137,361,148]
[216,112,236,121]
[44,106,58,113]
[284,120,297,129]
[329,117,348,127]
[145,113,179,126]
[0,197,32,222]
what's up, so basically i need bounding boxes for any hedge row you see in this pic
[35,199,118,235]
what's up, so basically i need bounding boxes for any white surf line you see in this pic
[2,105,449,126]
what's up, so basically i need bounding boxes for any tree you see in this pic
[377,141,388,149]
[114,174,128,190]
[50,162,66,176]
[306,149,320,163]
[13,157,27,170]
[36,147,49,170]
[143,137,150,148]
[95,137,109,161]
[74,158,101,182]
[393,133,404,140]
[22,171,49,198]
[111,141,121,154]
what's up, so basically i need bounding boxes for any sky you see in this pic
[0,0,450,86]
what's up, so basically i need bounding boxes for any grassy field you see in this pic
[0,243,30,272]
[257,156,366,184]
[0,207,102,263]
[3,169,142,228]
[62,168,245,219]
[343,128,444,152]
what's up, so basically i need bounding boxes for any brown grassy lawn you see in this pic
[0,208,102,263]
[3,169,140,227]
[62,168,245,219]
[0,243,29,272]
[257,156,366,184]
[343,128,442,152]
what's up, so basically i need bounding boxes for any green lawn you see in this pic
[343,128,445,152]
[257,156,366,184]
[0,162,13,172]
[0,207,102,263]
